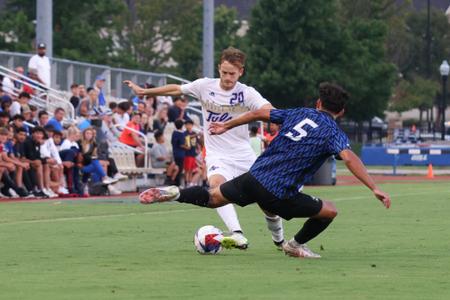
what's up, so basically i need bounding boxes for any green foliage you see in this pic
[246,0,395,123]
[390,76,440,112]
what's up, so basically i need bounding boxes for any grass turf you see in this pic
[0,181,449,299]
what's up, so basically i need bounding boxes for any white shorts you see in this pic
[205,155,256,181]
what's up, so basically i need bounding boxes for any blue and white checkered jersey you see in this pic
[250,108,350,199]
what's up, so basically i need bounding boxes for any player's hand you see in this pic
[208,122,228,135]
[373,189,391,209]
[123,80,145,96]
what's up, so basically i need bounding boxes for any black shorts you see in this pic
[220,172,323,220]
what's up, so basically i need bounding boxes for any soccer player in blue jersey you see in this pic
[139,82,391,258]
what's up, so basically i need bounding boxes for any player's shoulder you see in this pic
[192,77,218,86]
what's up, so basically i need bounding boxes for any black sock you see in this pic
[294,218,334,244]
[177,186,210,207]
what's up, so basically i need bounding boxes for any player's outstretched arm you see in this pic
[209,108,272,135]
[339,149,391,209]
[123,80,183,97]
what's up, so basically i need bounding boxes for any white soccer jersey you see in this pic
[181,78,270,160]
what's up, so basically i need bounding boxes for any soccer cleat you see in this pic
[139,186,180,204]
[102,177,119,185]
[282,240,321,259]
[274,240,285,251]
[220,232,249,250]
[113,173,128,181]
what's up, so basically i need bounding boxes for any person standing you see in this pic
[28,43,51,88]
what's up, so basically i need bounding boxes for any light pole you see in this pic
[440,60,449,140]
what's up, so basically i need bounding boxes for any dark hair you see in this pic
[15,127,27,135]
[109,102,117,110]
[220,47,246,69]
[173,96,183,102]
[118,101,130,111]
[174,119,184,130]
[131,111,141,117]
[38,110,49,118]
[29,105,37,111]
[53,130,63,136]
[86,87,94,93]
[54,107,65,114]
[32,126,46,135]
[185,119,194,125]
[0,111,9,118]
[12,114,25,121]
[250,126,258,135]
[70,83,79,89]
[138,101,146,108]
[154,130,163,140]
[43,124,55,132]
[18,92,31,99]
[145,83,155,89]
[318,82,349,114]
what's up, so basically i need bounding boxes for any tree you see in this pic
[246,0,395,128]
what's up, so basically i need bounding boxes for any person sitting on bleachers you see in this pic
[9,92,31,117]
[113,101,130,127]
[11,114,30,135]
[77,87,99,118]
[38,110,49,127]
[151,130,179,185]
[119,111,145,167]
[46,107,65,132]
[58,126,82,195]
[22,127,48,197]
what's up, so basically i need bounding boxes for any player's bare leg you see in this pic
[283,200,337,259]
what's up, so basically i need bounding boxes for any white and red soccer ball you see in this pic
[194,225,223,254]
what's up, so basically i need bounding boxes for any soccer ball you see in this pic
[193,225,223,254]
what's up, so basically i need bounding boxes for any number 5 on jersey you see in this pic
[285,118,318,141]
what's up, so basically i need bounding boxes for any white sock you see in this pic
[216,204,242,233]
[265,215,284,243]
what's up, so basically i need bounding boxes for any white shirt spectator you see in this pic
[60,139,79,151]
[1,76,14,95]
[41,138,62,164]
[9,101,22,117]
[28,54,51,87]
[113,112,130,128]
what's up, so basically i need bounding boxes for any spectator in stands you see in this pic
[40,125,63,197]
[119,111,145,167]
[78,127,118,192]
[93,75,107,106]
[264,122,280,147]
[151,130,179,184]
[0,127,30,197]
[69,83,80,109]
[183,120,198,187]
[137,101,147,114]
[0,111,10,127]
[109,102,118,114]
[249,126,263,156]
[100,108,120,144]
[11,114,30,135]
[58,126,82,194]
[9,91,31,117]
[28,43,51,88]
[1,98,12,116]
[168,96,191,123]
[144,84,158,113]
[47,107,65,132]
[38,110,49,127]
[8,128,33,195]
[1,70,15,96]
[140,113,153,134]
[78,87,100,118]
[113,101,131,127]
[22,105,34,127]
[171,119,185,185]
[29,105,39,126]
[22,127,48,197]
[78,84,87,102]
[153,107,169,133]
[24,68,43,94]
[13,66,24,91]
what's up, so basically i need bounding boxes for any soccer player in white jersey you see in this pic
[124,47,284,250]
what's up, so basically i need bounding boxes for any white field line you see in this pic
[0,189,447,226]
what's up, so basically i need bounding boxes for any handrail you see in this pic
[112,124,149,169]
[0,66,75,119]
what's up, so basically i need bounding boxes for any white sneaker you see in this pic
[43,188,58,198]
[102,177,119,185]
[8,188,20,198]
[108,184,122,195]
[139,186,180,204]
[282,240,321,259]
[221,232,249,250]
[58,186,69,195]
[113,173,128,181]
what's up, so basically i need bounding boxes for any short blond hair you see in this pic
[220,47,246,69]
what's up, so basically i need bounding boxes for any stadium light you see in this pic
[440,60,449,140]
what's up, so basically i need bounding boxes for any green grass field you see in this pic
[0,181,449,300]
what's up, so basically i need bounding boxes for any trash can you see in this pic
[309,156,336,185]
